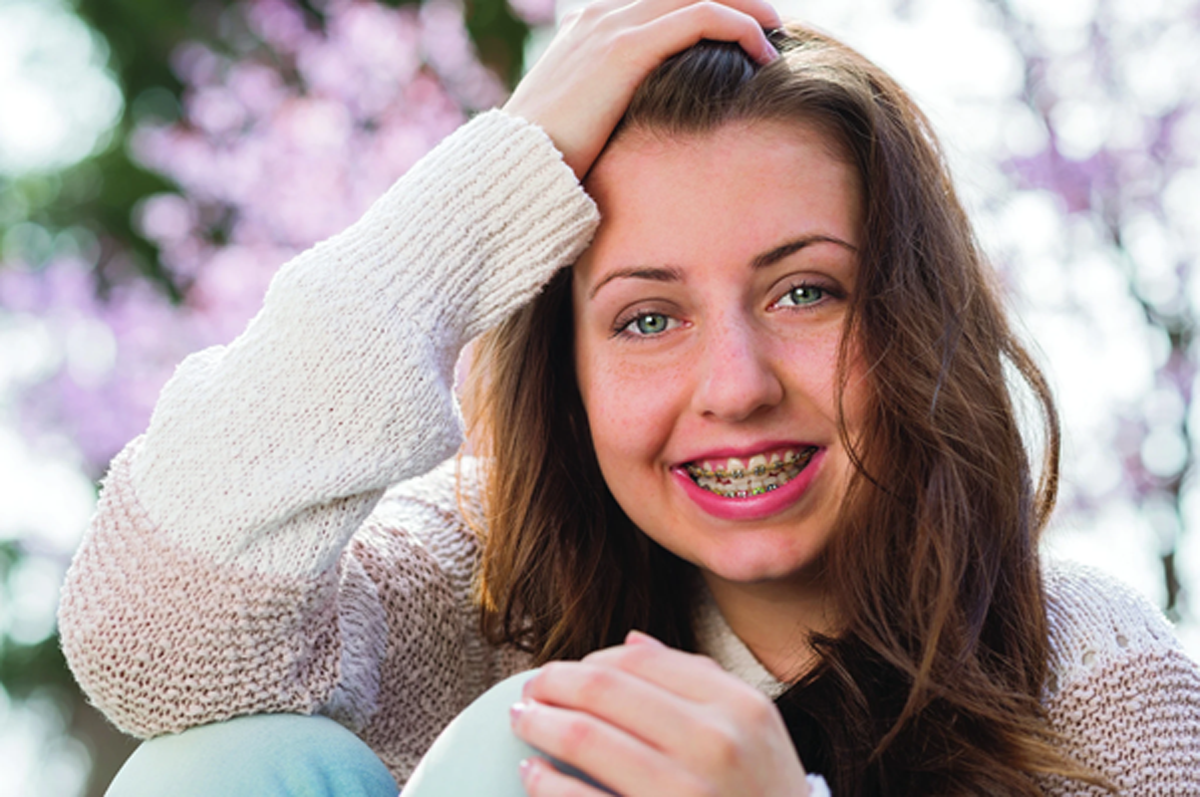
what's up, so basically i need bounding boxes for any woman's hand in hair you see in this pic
[503,0,780,180]
[510,631,812,797]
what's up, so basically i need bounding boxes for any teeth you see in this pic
[684,447,817,498]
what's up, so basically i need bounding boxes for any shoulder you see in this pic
[1039,560,1200,794]
[1042,559,1184,686]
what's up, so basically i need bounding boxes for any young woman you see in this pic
[61,2,1200,795]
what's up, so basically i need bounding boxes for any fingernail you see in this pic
[519,758,533,783]
[510,701,529,725]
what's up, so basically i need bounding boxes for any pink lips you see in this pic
[672,446,825,522]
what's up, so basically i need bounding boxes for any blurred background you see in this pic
[0,0,1197,792]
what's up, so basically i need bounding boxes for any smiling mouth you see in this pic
[683,447,819,499]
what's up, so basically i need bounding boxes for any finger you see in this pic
[633,2,780,65]
[512,699,691,796]
[570,644,789,772]
[600,0,782,36]
[523,661,705,756]
[592,0,778,69]
[505,0,780,178]
[569,645,807,793]
[520,756,613,797]
[582,636,751,705]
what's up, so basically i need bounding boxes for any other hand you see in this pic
[510,631,811,797]
[503,0,780,180]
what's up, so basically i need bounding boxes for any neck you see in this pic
[702,570,837,683]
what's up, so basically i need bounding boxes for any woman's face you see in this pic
[572,120,866,595]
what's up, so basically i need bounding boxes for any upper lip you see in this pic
[673,440,821,468]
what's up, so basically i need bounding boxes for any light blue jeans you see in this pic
[107,671,543,797]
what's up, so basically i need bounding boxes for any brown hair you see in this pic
[463,25,1102,795]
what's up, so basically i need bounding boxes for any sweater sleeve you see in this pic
[1038,563,1200,796]
[57,110,597,758]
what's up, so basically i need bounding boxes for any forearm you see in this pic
[131,109,597,576]
[59,109,598,738]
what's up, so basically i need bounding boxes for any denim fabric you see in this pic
[105,670,617,797]
[403,669,541,796]
[105,713,398,797]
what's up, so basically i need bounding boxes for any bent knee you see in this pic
[403,670,540,797]
[106,714,396,797]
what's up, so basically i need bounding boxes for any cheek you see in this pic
[839,354,872,443]
[779,325,845,411]
[575,347,686,468]
[812,331,872,458]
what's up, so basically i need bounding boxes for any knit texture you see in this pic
[1038,565,1200,794]
[60,111,1200,791]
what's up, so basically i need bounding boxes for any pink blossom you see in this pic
[245,0,313,55]
[6,0,505,474]
[134,194,196,245]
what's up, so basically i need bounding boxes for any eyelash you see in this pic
[611,281,839,339]
[772,281,836,310]
[613,309,679,338]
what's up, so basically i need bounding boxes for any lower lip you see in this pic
[671,449,825,522]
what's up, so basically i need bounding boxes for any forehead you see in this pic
[577,120,862,283]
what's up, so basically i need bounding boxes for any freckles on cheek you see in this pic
[786,328,846,409]
[589,364,648,425]
[582,358,679,459]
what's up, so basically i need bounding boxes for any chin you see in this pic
[701,545,826,587]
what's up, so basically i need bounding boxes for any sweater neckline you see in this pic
[693,587,789,699]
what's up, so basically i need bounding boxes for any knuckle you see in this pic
[696,718,741,768]
[558,716,596,758]
[693,1,755,33]
[738,689,777,726]
[575,1,608,25]
[575,666,615,705]
[625,639,662,665]
[714,733,744,770]
[535,661,567,692]
[547,657,578,681]
[688,1,725,24]
[613,641,645,665]
[606,28,640,58]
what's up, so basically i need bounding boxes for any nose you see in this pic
[691,313,784,423]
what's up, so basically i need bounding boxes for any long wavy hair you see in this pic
[461,24,1102,795]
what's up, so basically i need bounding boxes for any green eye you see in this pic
[634,313,670,334]
[614,310,680,338]
[780,285,825,307]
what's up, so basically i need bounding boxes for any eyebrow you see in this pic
[752,234,858,269]
[587,234,858,300]
[588,265,684,300]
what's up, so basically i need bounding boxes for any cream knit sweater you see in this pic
[59,111,1200,793]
